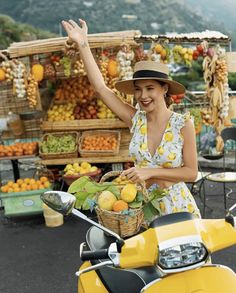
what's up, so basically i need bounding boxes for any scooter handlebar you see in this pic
[81,249,109,261]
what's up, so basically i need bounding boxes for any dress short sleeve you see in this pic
[172,112,192,133]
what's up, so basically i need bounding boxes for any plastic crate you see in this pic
[0,188,51,217]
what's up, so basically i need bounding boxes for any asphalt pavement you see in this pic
[0,166,236,293]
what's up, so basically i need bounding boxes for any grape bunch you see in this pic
[59,56,72,78]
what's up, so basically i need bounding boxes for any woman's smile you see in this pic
[139,98,153,107]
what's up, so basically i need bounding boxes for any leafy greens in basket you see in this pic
[68,176,167,222]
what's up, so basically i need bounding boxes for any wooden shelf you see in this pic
[37,128,132,166]
[37,148,132,165]
[0,155,36,161]
[41,119,128,132]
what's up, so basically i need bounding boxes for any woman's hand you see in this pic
[61,19,88,45]
[121,167,153,183]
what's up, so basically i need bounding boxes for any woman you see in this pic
[62,19,201,218]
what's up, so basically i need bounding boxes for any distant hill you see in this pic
[186,0,236,31]
[0,0,223,36]
[0,14,57,50]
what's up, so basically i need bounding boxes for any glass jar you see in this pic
[7,111,25,136]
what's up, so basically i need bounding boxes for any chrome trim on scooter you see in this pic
[108,243,120,267]
[79,242,86,258]
[75,260,113,278]
[157,260,206,274]
[158,235,202,250]
[140,278,162,292]
[72,208,124,241]
[203,263,236,273]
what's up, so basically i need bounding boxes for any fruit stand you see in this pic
[0,29,233,178]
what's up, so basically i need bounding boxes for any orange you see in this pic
[12,183,19,189]
[0,68,6,81]
[13,187,20,193]
[160,49,167,59]
[36,180,42,186]
[107,59,119,78]
[7,181,14,187]
[1,185,8,193]
[43,181,51,188]
[29,179,36,185]
[38,184,45,190]
[21,183,27,189]
[16,179,24,186]
[40,176,48,183]
[24,178,31,184]
[112,200,129,212]
[26,185,31,191]
[154,44,163,54]
[31,184,38,190]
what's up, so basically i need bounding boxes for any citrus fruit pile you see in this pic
[0,176,51,193]
[97,181,137,212]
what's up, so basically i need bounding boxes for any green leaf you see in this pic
[106,185,120,197]
[148,188,167,201]
[84,181,100,193]
[143,202,160,222]
[74,191,90,210]
[150,199,162,212]
[82,194,96,210]
[68,176,90,193]
[136,191,144,202]
[128,201,142,208]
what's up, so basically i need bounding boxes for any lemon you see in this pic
[64,164,73,171]
[137,118,143,126]
[140,143,147,150]
[98,191,117,211]
[187,203,195,213]
[164,132,174,142]
[181,189,186,199]
[81,161,91,169]
[157,146,164,155]
[168,153,176,160]
[73,162,80,169]
[120,183,137,203]
[162,162,172,168]
[90,166,98,172]
[140,125,147,135]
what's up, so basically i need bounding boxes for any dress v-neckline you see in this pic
[145,112,174,158]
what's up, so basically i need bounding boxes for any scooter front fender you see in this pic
[78,261,109,293]
[142,265,236,293]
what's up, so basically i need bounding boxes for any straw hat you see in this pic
[115,61,185,95]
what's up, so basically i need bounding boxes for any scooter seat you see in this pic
[149,211,195,228]
[86,226,162,293]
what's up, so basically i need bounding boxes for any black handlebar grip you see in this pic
[81,249,109,261]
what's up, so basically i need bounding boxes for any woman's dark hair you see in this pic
[157,80,173,108]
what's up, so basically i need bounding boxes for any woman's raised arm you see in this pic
[61,19,135,127]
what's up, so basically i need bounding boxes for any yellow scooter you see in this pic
[41,191,236,293]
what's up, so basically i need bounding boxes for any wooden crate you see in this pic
[78,130,120,157]
[39,131,79,159]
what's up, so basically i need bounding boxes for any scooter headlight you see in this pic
[159,241,208,270]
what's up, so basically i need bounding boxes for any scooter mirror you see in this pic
[41,191,76,215]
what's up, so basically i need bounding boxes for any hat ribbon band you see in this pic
[133,70,169,79]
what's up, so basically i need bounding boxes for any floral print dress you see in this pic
[129,109,201,218]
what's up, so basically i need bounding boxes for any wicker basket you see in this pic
[62,168,102,186]
[78,130,120,157]
[95,170,149,238]
[39,131,79,159]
